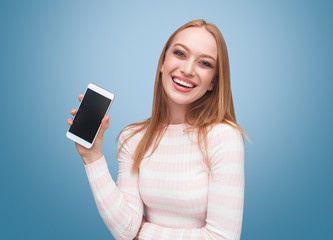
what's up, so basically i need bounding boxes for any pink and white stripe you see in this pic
[85,123,244,240]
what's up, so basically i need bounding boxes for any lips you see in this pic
[171,75,197,92]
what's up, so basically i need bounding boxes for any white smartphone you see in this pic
[66,83,115,149]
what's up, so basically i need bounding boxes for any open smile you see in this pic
[171,75,197,92]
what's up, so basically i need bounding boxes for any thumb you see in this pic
[98,115,110,137]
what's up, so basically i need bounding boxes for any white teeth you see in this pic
[173,78,194,88]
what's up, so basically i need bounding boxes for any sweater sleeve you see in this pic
[84,131,144,240]
[138,125,245,240]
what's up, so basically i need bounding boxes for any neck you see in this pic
[167,100,187,124]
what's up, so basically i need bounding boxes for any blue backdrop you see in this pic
[1,0,332,239]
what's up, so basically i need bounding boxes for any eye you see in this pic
[200,61,213,68]
[173,50,185,57]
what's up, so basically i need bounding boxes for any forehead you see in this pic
[171,27,217,58]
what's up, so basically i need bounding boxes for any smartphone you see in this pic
[66,83,115,148]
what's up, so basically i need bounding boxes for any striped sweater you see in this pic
[85,123,244,240]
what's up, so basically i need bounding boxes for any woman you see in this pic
[68,19,247,240]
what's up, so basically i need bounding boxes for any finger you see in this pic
[70,109,77,116]
[101,115,110,131]
[67,118,73,126]
[98,116,110,137]
[78,94,83,102]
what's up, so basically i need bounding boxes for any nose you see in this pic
[180,59,195,77]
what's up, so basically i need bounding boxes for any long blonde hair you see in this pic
[119,19,248,173]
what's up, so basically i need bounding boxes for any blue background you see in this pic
[1,0,332,239]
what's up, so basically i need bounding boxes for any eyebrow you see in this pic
[172,43,217,62]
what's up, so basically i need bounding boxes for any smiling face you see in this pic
[161,27,218,116]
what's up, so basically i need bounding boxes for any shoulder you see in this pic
[208,122,243,142]
[207,123,245,168]
[117,124,145,159]
[207,123,244,157]
[118,122,146,145]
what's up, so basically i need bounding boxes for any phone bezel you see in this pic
[66,83,115,149]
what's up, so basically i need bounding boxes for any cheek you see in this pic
[197,69,215,86]
[161,71,170,91]
[163,54,179,72]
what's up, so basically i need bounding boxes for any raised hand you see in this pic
[67,94,110,165]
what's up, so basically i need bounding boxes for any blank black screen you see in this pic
[69,88,111,143]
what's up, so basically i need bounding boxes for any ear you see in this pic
[160,63,164,73]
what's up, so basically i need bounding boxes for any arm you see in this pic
[138,125,245,240]
[84,131,144,240]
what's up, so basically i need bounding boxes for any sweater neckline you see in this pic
[166,123,188,130]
